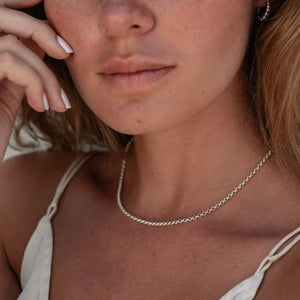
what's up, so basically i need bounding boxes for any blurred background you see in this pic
[4,130,49,160]
[4,144,22,160]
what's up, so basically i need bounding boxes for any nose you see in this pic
[99,0,155,39]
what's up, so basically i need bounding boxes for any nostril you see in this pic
[99,4,155,38]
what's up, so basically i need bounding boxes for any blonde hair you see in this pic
[246,0,300,177]
[15,1,300,175]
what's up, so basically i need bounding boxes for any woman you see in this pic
[0,0,299,299]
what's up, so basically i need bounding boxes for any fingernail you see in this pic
[43,93,50,110]
[61,89,72,109]
[57,35,74,54]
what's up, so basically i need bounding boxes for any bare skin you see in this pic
[0,0,299,299]
[0,151,300,299]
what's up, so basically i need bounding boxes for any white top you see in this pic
[17,153,300,300]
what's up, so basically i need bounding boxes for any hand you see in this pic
[0,0,73,162]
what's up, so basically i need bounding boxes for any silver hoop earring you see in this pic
[257,0,271,21]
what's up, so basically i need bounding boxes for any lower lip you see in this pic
[100,67,174,93]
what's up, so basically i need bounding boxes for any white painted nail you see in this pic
[57,35,74,54]
[43,93,50,110]
[61,89,72,109]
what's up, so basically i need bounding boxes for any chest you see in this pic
[47,217,271,300]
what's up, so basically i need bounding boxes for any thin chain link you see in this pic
[117,139,272,227]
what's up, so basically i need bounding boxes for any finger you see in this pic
[20,37,45,60]
[0,79,25,121]
[0,52,45,111]
[0,78,25,107]
[0,35,70,111]
[0,7,73,59]
[0,0,42,9]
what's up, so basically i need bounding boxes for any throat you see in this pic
[116,139,271,226]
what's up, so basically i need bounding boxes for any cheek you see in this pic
[43,0,254,134]
[177,0,254,88]
[44,0,98,42]
[44,0,103,95]
[177,0,253,57]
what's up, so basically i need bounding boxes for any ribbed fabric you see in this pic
[17,153,300,300]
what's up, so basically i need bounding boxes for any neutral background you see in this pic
[4,145,21,160]
[4,131,48,160]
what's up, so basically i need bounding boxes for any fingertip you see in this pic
[26,88,47,112]
[42,93,50,111]
[45,88,72,113]
[60,89,72,109]
[56,35,74,54]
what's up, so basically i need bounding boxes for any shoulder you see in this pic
[0,148,118,232]
[0,150,79,210]
[0,150,79,276]
[255,227,300,299]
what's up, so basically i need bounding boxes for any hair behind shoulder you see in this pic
[14,1,300,178]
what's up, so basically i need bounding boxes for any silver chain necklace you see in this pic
[117,139,272,227]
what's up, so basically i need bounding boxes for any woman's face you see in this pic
[44,0,257,134]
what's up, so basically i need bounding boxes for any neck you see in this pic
[121,81,268,221]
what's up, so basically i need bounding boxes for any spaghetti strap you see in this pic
[255,226,300,274]
[46,153,96,220]
[18,152,97,299]
[220,226,300,300]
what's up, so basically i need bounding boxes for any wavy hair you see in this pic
[13,1,300,176]
[246,0,300,177]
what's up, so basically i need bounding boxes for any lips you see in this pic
[100,58,174,75]
[99,57,175,93]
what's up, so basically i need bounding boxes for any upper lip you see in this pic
[100,58,174,75]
